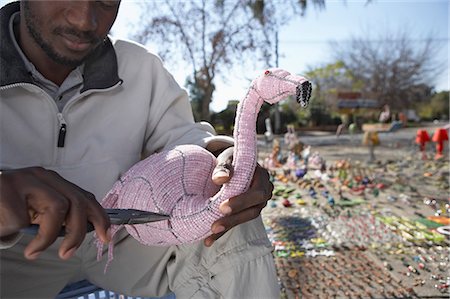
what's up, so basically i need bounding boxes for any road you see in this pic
[258,122,449,162]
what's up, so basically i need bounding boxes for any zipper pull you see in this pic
[57,113,67,148]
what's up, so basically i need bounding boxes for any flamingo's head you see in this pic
[252,68,312,108]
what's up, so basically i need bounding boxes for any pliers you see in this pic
[21,209,170,236]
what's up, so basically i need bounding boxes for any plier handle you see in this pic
[107,208,170,225]
[21,209,170,236]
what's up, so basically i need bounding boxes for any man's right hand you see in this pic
[0,167,111,260]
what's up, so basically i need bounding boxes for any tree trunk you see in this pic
[201,83,214,122]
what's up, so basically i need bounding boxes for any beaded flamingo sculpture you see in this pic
[100,68,311,246]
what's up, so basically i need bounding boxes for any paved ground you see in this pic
[257,122,449,298]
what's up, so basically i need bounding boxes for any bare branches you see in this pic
[133,0,325,120]
[166,1,198,75]
[331,29,444,109]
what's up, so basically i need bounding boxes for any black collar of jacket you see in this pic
[0,1,122,92]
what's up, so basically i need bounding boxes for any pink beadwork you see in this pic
[99,68,311,249]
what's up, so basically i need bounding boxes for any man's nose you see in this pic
[64,1,98,33]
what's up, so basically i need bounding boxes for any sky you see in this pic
[2,0,448,112]
[115,0,450,112]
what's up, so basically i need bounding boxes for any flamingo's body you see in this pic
[100,68,312,246]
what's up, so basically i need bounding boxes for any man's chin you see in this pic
[53,42,102,67]
[47,46,96,67]
[46,38,103,67]
[50,54,84,68]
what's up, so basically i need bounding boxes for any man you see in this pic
[379,104,391,123]
[0,1,278,298]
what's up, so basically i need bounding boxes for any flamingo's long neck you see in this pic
[219,85,263,200]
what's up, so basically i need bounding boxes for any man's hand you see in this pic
[0,167,111,260]
[205,147,273,247]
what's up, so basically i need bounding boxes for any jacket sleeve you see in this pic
[141,56,233,158]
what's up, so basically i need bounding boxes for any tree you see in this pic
[417,91,449,120]
[330,29,444,110]
[429,91,449,120]
[305,61,363,104]
[134,0,324,121]
[302,62,355,125]
[185,69,215,121]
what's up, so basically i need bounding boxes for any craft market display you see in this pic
[260,128,449,298]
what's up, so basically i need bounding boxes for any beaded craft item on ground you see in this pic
[97,68,311,261]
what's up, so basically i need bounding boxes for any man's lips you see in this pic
[60,33,94,52]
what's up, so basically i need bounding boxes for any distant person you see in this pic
[264,117,274,143]
[379,104,391,123]
[336,113,351,137]
[398,112,407,125]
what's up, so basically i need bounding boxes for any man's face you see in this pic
[22,0,120,67]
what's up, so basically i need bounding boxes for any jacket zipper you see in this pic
[2,81,122,151]
[57,113,67,147]
[1,83,65,149]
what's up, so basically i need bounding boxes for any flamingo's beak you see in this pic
[296,81,312,108]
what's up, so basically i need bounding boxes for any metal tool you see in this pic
[21,209,170,236]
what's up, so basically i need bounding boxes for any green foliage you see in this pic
[417,91,449,120]
[211,107,236,135]
[305,61,363,90]
[305,61,363,109]
[274,105,298,131]
[308,99,337,126]
[430,91,449,119]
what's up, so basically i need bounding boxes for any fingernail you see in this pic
[213,169,229,179]
[61,247,77,260]
[212,225,225,234]
[220,205,232,215]
[27,251,42,260]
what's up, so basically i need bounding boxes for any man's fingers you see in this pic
[27,168,110,258]
[215,147,234,164]
[206,204,266,247]
[0,182,29,236]
[206,164,273,246]
[59,190,110,260]
[85,195,111,244]
[24,191,69,260]
[39,170,110,245]
[219,187,271,215]
[58,194,87,260]
[36,169,89,258]
[217,166,272,215]
[212,147,234,185]
[216,204,265,229]
[212,164,232,185]
[251,165,271,186]
[204,231,226,247]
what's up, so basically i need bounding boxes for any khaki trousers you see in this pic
[0,216,279,299]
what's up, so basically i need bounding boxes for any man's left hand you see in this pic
[205,147,273,247]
